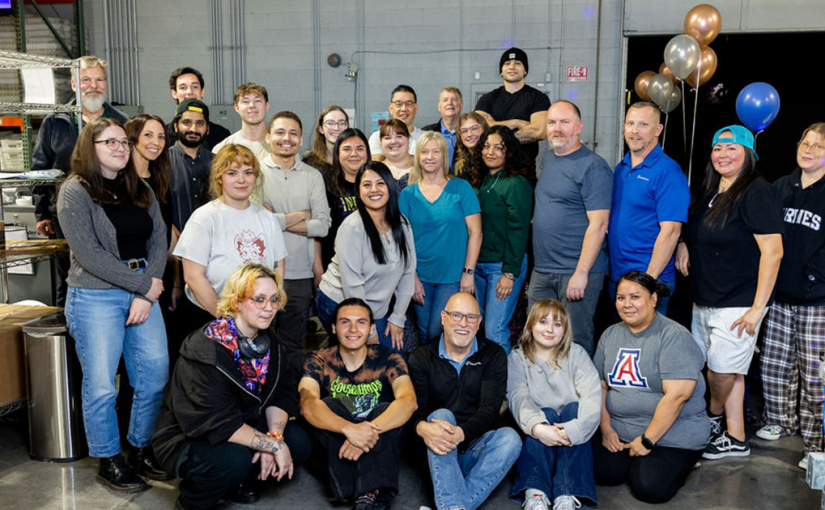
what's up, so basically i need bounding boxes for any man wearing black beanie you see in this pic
[475,47,550,179]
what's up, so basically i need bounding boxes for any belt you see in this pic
[123,258,148,271]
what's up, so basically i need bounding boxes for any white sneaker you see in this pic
[799,454,809,470]
[553,495,582,510]
[522,492,551,510]
[756,424,787,440]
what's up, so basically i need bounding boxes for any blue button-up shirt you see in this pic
[440,120,457,170]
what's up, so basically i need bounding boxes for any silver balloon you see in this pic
[663,34,700,80]
[662,87,682,113]
[648,73,674,107]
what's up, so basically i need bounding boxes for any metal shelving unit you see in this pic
[0,49,79,304]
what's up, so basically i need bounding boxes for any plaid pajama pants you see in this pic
[760,302,825,453]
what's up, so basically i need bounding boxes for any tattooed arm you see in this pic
[228,421,294,481]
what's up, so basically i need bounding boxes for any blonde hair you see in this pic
[799,122,825,145]
[517,299,574,368]
[209,144,261,199]
[410,131,450,184]
[216,263,286,318]
[78,55,108,71]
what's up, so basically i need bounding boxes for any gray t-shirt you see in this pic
[593,313,710,451]
[533,145,613,274]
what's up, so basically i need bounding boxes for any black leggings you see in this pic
[592,432,703,504]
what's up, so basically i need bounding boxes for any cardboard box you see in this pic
[0,304,63,408]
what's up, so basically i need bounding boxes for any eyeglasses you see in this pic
[249,296,281,309]
[799,141,825,153]
[391,100,416,108]
[95,139,132,150]
[444,310,481,324]
[324,120,348,129]
[460,125,482,136]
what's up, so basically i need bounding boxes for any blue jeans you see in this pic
[316,290,392,351]
[426,409,521,510]
[413,281,460,344]
[609,278,675,317]
[511,404,597,506]
[65,286,168,457]
[474,255,528,354]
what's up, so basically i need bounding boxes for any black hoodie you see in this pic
[773,167,825,305]
[151,323,298,474]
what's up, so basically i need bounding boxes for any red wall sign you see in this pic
[566,66,588,82]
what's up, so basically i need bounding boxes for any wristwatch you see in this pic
[462,267,475,275]
[641,433,655,450]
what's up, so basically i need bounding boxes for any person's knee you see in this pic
[630,479,677,504]
[494,427,523,460]
[542,407,562,423]
[428,408,456,425]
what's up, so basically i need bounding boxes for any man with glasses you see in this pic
[475,47,550,178]
[422,87,464,169]
[299,298,417,510]
[528,101,613,357]
[260,111,331,381]
[165,66,230,151]
[369,84,422,161]
[408,292,521,510]
[31,55,128,306]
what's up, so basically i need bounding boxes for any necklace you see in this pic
[708,185,727,208]
[484,171,503,193]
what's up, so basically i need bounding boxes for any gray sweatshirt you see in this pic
[319,213,416,327]
[507,343,601,446]
[56,176,167,297]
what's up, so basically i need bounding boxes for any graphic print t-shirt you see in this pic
[174,199,288,296]
[302,344,408,418]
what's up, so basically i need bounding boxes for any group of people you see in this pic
[29,46,825,510]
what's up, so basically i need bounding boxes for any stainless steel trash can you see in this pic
[22,312,87,462]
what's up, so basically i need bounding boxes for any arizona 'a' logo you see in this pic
[608,348,648,388]
[234,230,267,263]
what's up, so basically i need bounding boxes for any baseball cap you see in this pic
[712,125,758,160]
[175,99,210,124]
[500,47,529,75]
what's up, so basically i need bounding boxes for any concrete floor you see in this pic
[0,409,820,510]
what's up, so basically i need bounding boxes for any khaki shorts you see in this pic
[691,304,767,374]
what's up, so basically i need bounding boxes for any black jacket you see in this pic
[407,337,507,446]
[773,168,825,305]
[151,324,298,474]
[31,101,128,221]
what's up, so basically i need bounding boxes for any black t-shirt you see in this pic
[101,177,153,261]
[685,179,784,307]
[475,84,551,170]
[322,178,357,269]
[144,173,174,246]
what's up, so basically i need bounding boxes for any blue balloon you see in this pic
[736,82,781,132]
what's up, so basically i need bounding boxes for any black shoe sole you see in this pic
[137,469,174,481]
[96,474,150,493]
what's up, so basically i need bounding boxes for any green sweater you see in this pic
[477,171,533,276]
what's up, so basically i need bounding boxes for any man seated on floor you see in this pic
[299,298,417,510]
[408,292,522,510]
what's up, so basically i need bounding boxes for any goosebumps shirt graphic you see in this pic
[302,344,408,418]
[235,230,267,263]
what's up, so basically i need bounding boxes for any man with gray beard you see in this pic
[31,55,128,306]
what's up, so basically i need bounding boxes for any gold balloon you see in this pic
[634,71,656,102]
[684,4,722,47]
[685,46,718,88]
[659,63,679,86]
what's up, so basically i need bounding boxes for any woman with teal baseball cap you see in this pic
[675,124,785,461]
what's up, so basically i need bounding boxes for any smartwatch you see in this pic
[641,433,655,450]
[462,267,475,275]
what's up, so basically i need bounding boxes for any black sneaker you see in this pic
[97,454,149,493]
[227,481,261,505]
[708,413,725,439]
[703,431,750,459]
[353,491,388,510]
[129,446,173,481]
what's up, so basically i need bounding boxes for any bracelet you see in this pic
[267,431,284,441]
[503,272,515,281]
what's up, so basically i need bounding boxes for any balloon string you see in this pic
[754,130,762,155]
[663,112,669,147]
[681,80,687,158]
[688,59,702,186]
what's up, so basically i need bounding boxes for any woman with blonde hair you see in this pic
[507,299,600,510]
[153,263,310,509]
[399,131,481,343]
[303,105,348,174]
[174,144,287,317]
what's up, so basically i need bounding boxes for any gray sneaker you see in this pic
[522,492,550,510]
[553,495,582,510]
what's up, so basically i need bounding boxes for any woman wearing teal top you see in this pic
[469,125,533,354]
[399,131,482,344]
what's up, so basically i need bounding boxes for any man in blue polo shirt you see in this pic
[608,102,689,315]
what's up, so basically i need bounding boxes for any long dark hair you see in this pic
[696,146,761,228]
[468,125,530,188]
[68,117,153,208]
[354,162,411,267]
[329,128,371,197]
[125,114,171,204]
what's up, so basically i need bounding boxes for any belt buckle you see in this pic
[127,259,140,271]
